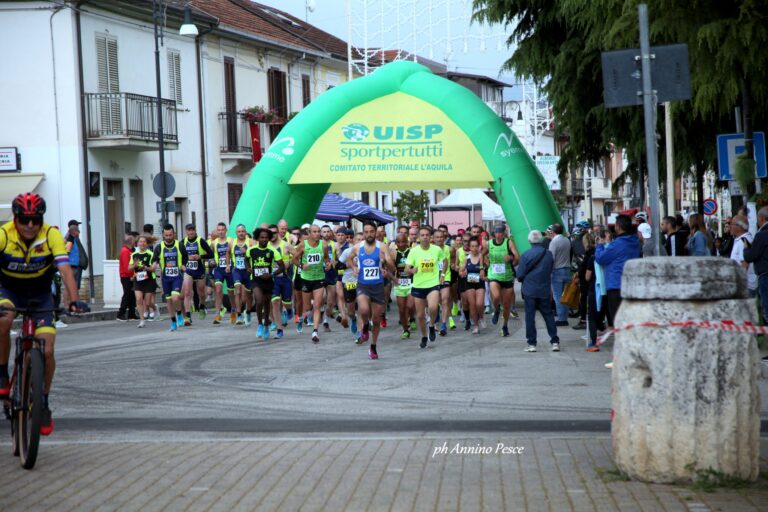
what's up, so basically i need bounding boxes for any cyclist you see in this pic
[0,193,89,435]
[405,226,446,349]
[250,227,284,339]
[486,225,521,337]
[151,224,189,332]
[293,224,331,343]
[211,222,235,325]
[181,223,213,326]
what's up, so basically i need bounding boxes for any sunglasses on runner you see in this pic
[17,215,43,226]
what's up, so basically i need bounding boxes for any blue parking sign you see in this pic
[717,132,767,180]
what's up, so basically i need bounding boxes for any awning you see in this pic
[0,173,45,222]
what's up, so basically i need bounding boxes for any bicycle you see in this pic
[0,302,79,469]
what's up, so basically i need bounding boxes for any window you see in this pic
[301,74,311,107]
[224,57,237,152]
[95,34,120,131]
[167,49,182,104]
[228,183,243,221]
[267,67,287,142]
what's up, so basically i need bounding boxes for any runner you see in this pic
[486,225,521,337]
[455,233,471,330]
[320,224,338,333]
[460,236,487,334]
[291,228,307,330]
[270,225,292,338]
[408,226,419,247]
[231,224,252,326]
[433,229,456,336]
[151,224,189,332]
[349,221,395,359]
[130,235,157,328]
[249,227,284,339]
[405,225,447,348]
[181,223,213,326]
[293,224,331,343]
[211,222,235,325]
[375,224,391,328]
[391,233,415,339]
[333,227,351,328]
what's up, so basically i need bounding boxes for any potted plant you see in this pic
[240,106,285,125]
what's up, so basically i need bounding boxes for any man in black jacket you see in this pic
[743,207,768,357]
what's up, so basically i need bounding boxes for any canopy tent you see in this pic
[435,189,505,221]
[316,193,396,224]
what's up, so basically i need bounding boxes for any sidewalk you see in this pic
[0,435,766,511]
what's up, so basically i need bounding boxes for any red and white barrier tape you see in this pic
[597,320,768,346]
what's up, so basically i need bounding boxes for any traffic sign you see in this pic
[703,198,718,216]
[156,200,175,213]
[717,132,767,180]
[153,172,176,197]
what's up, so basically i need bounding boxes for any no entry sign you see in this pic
[703,198,718,216]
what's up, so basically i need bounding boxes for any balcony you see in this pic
[590,177,614,200]
[85,92,178,151]
[219,112,255,162]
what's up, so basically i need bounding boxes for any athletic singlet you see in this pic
[269,242,284,273]
[395,248,412,288]
[465,254,483,283]
[302,240,325,281]
[155,241,182,277]
[487,238,514,281]
[231,241,250,270]
[357,244,383,285]
[336,242,350,276]
[183,236,204,272]
[249,244,276,278]
[437,244,452,280]
[213,238,230,268]
[132,249,155,281]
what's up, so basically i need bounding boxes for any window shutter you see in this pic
[96,34,121,133]
[167,50,182,104]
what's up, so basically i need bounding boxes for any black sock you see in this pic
[371,344,377,353]
[0,364,7,379]
[464,309,470,319]
[43,394,49,408]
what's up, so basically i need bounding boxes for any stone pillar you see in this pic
[611,257,761,483]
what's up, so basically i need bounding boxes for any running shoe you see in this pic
[307,316,314,326]
[355,336,364,345]
[270,322,277,331]
[230,312,237,324]
[335,314,343,324]
[401,330,410,340]
[199,308,207,320]
[420,337,428,349]
[479,320,487,329]
[144,311,150,320]
[137,320,145,329]
[297,321,304,334]
[491,307,501,325]
[465,319,471,331]
[323,321,331,333]
[501,325,510,337]
[311,330,319,343]
[451,303,459,316]
[484,306,491,315]
[213,314,222,325]
[524,345,537,352]
[184,317,192,327]
[472,327,479,335]
[552,343,560,352]
[381,317,387,328]
[170,320,177,332]
[360,328,370,343]
[585,346,600,352]
[294,314,300,325]
[341,316,349,328]
[275,329,284,339]
[177,313,185,327]
[149,310,156,320]
[257,324,264,339]
[220,307,227,317]
[605,361,614,369]
[350,317,358,335]
[428,325,436,342]
[55,319,68,329]
[40,407,54,436]
[448,317,456,330]
[236,314,244,326]
[410,320,417,331]
[439,323,447,337]
[368,346,378,360]
[245,312,252,327]
[511,308,519,319]
[281,310,288,326]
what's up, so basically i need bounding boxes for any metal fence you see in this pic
[218,112,252,154]
[85,92,178,142]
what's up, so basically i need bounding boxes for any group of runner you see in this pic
[132,219,521,360]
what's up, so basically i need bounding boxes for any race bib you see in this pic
[165,267,179,277]
[136,271,148,282]
[307,253,321,265]
[420,259,435,273]
[467,273,480,283]
[337,268,345,276]
[492,263,506,275]
[253,267,269,277]
[363,267,380,279]
[345,281,357,291]
[397,277,411,287]
[187,260,198,270]
[235,256,245,270]
[438,261,445,272]
[218,259,227,268]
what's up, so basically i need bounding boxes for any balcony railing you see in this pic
[218,111,252,155]
[85,92,178,148]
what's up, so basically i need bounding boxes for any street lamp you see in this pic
[153,1,197,226]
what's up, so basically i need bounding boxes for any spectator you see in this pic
[729,215,757,297]
[637,223,667,257]
[572,228,588,329]
[595,214,641,327]
[517,230,560,352]
[687,213,713,256]
[676,213,690,241]
[743,207,768,363]
[719,218,734,257]
[581,232,601,351]
[662,216,687,256]
[117,234,138,321]
[546,223,572,326]
[64,219,89,297]
[573,230,595,331]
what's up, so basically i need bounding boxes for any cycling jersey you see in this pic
[0,221,69,294]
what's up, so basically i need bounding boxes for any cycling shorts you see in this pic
[0,284,55,335]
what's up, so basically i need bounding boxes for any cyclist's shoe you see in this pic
[0,376,10,398]
[40,407,54,436]
[213,314,222,325]
[448,317,456,330]
[275,329,284,340]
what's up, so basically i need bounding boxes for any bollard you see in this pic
[611,257,761,483]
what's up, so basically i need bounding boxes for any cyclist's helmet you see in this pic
[576,220,591,229]
[11,192,46,217]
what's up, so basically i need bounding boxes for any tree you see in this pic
[392,191,430,224]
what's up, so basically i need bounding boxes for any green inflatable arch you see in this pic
[230,61,562,251]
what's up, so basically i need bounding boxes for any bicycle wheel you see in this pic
[18,348,43,469]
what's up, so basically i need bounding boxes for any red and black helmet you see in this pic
[12,192,46,217]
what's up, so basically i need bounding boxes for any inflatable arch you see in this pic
[230,61,562,251]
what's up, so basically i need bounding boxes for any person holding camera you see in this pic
[595,215,641,327]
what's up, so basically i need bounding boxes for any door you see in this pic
[104,179,124,259]
[224,57,238,152]
[228,183,242,221]
[129,179,144,233]
[174,197,188,235]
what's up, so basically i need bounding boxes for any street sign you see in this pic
[703,198,718,216]
[601,44,691,108]
[534,155,561,190]
[716,132,767,180]
[156,200,175,213]
[152,172,176,197]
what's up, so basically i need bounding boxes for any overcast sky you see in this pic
[258,0,523,99]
